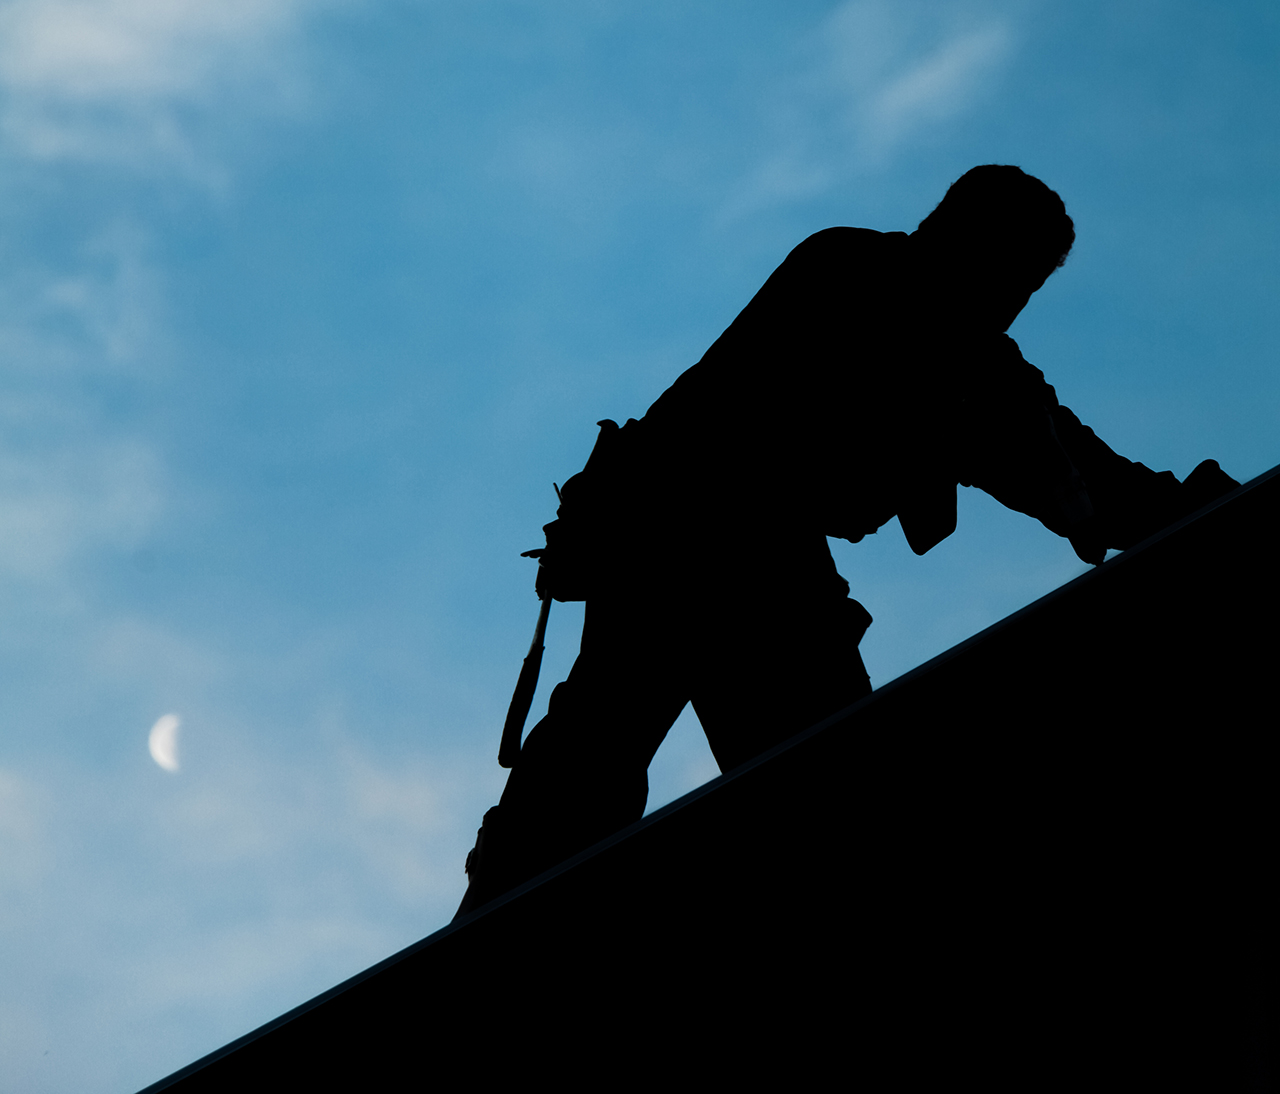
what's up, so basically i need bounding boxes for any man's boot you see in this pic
[455,806,509,919]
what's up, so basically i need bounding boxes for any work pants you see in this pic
[457,561,873,916]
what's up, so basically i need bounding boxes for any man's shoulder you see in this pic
[773,228,910,290]
[786,226,909,262]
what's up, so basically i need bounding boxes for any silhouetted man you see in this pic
[456,165,1237,917]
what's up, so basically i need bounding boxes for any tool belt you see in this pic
[525,417,639,603]
[496,418,638,766]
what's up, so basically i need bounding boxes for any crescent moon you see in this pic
[148,714,181,772]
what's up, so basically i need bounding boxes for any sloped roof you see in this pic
[144,464,1280,1092]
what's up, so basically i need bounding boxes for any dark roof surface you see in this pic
[143,465,1280,1092]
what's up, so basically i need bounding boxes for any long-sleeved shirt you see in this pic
[631,226,1230,566]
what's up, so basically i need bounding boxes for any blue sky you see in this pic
[1,2,1277,1090]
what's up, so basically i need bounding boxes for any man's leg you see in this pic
[456,595,689,917]
[691,589,873,774]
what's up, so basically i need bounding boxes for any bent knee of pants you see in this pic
[500,744,649,835]
[492,700,652,883]
[694,600,872,771]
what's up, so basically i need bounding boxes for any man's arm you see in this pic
[1050,404,1239,553]
[955,336,1239,564]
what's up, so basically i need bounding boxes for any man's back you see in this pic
[638,227,915,544]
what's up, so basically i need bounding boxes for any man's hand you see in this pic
[1067,517,1106,567]
[1181,459,1240,514]
[1065,460,1238,566]
[1055,469,1105,565]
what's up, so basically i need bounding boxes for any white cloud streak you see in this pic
[866,24,1011,144]
[0,0,299,99]
[0,0,331,177]
[721,0,1018,219]
[0,435,164,582]
[0,224,168,588]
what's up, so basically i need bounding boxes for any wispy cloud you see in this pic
[721,0,1018,219]
[0,0,331,179]
[863,24,1011,148]
[0,434,164,584]
[0,0,317,596]
[0,2,322,601]
[0,220,166,377]
[0,223,169,590]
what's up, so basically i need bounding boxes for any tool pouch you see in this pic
[527,418,637,603]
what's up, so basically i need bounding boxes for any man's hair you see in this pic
[917,165,1075,278]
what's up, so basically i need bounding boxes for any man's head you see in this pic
[912,165,1075,331]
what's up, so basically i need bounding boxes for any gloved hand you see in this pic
[1180,459,1240,515]
[1067,516,1106,567]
